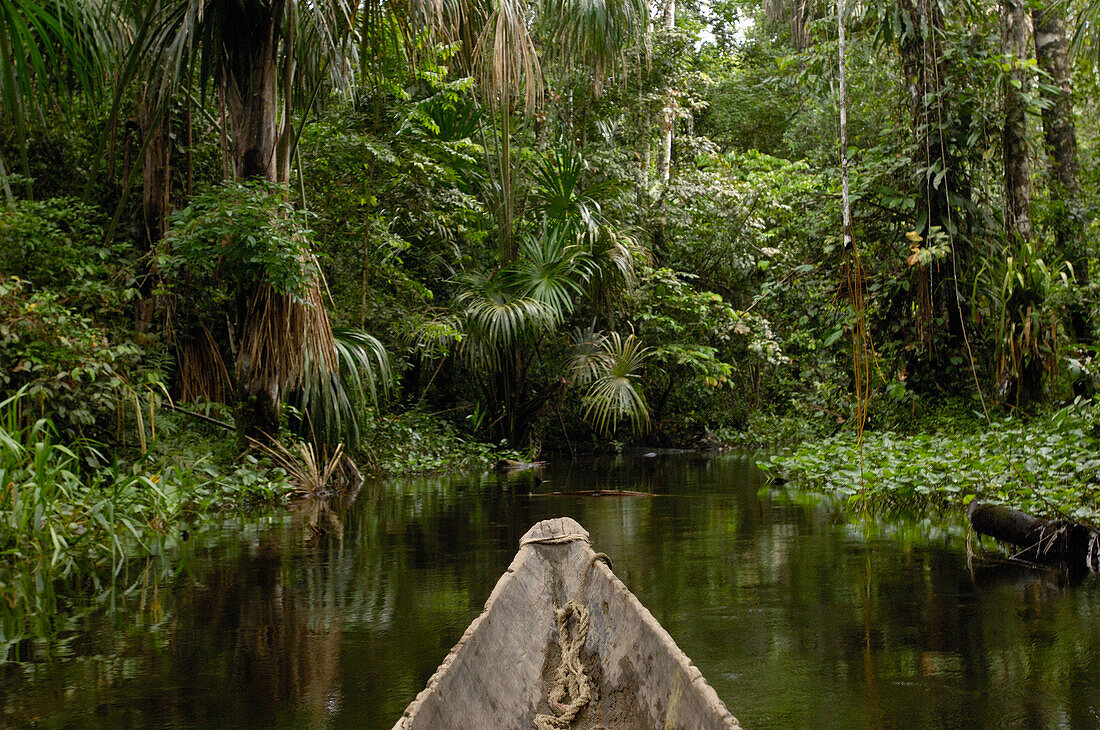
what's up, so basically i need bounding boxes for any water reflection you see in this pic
[2,453,1100,729]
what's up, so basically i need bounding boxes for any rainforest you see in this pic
[3,0,1100,725]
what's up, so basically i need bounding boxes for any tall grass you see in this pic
[0,390,291,573]
[0,390,296,659]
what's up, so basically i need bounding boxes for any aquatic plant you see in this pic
[759,398,1100,522]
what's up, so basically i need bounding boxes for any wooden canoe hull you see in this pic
[394,517,740,729]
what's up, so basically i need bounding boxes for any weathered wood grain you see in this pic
[393,517,741,729]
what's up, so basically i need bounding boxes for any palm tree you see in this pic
[0,0,112,200]
[119,0,359,441]
[417,0,645,259]
[570,327,649,433]
[122,0,357,183]
[115,0,642,445]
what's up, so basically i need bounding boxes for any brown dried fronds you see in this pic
[235,274,337,408]
[177,323,233,404]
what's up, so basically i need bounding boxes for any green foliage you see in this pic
[759,399,1100,522]
[163,181,315,303]
[0,198,137,318]
[300,100,486,345]
[0,278,151,438]
[570,329,650,433]
[418,138,649,446]
[627,267,786,439]
[0,0,110,198]
[702,40,799,156]
[974,238,1073,405]
[358,410,519,474]
[288,326,393,451]
[0,389,292,575]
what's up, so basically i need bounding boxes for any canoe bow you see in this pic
[393,517,740,729]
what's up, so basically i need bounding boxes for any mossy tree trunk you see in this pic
[222,0,293,446]
[1002,0,1032,243]
[1033,5,1086,337]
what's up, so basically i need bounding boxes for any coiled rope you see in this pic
[533,551,612,730]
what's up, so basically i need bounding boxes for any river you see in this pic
[3,452,1100,728]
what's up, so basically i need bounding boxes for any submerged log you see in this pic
[495,458,547,472]
[531,489,657,498]
[968,501,1100,576]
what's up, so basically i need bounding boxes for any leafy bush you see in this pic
[0,278,150,438]
[0,197,138,319]
[627,267,787,441]
[358,410,519,474]
[162,181,316,305]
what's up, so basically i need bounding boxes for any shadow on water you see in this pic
[2,452,1100,728]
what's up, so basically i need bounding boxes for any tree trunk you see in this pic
[969,501,1099,579]
[221,0,290,444]
[1033,6,1086,315]
[1002,0,1032,242]
[138,91,171,330]
[656,0,675,184]
[139,96,171,249]
[224,0,286,183]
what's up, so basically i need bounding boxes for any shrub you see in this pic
[0,278,151,439]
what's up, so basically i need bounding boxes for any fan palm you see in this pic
[570,328,650,433]
[455,266,560,370]
[412,0,644,258]
[529,141,642,301]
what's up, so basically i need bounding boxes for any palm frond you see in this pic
[1073,0,1100,67]
[455,268,557,367]
[513,225,588,315]
[248,436,344,495]
[473,0,542,111]
[587,225,643,289]
[572,330,650,434]
[0,0,113,195]
[568,323,607,383]
[288,320,391,452]
[540,0,644,92]
[529,142,628,248]
[0,0,111,118]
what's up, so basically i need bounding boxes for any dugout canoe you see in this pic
[393,517,741,729]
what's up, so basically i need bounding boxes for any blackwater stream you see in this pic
[3,452,1100,728]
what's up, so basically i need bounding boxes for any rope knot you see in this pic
[533,554,612,730]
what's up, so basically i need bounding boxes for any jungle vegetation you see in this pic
[4,0,1100,577]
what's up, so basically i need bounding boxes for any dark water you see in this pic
[3,452,1100,728]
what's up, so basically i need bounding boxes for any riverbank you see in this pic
[758,398,1100,523]
[0,403,516,633]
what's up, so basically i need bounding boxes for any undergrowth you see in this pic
[357,409,521,474]
[758,398,1100,523]
[0,392,293,582]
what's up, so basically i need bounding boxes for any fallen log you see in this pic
[968,501,1100,576]
[529,489,657,498]
[495,458,547,473]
